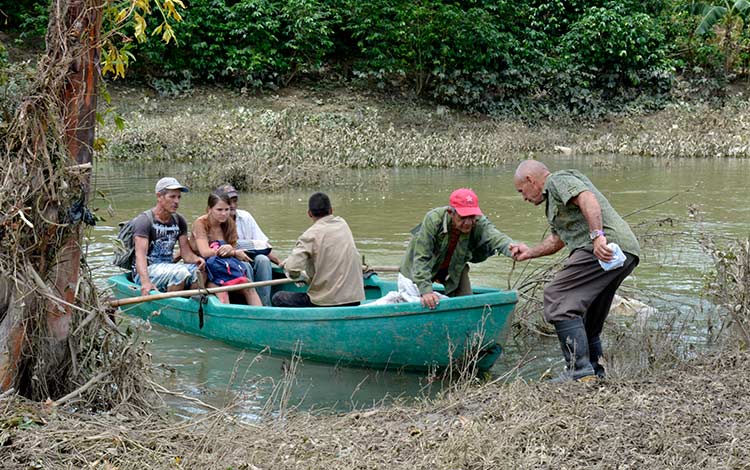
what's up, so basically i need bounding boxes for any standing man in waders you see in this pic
[510,160,640,381]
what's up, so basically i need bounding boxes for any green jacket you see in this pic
[399,207,514,295]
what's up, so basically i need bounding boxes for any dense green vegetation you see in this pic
[4,0,750,117]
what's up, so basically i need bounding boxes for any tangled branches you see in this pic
[508,254,565,337]
[0,0,153,409]
[705,237,750,348]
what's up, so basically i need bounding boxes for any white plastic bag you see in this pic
[599,243,626,271]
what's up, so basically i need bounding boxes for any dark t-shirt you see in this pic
[132,210,188,265]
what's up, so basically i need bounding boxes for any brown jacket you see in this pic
[283,215,365,306]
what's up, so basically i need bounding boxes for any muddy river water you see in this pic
[87,155,749,415]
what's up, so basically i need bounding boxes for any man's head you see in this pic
[214,183,240,219]
[448,188,482,234]
[155,177,189,214]
[514,160,550,205]
[308,192,332,219]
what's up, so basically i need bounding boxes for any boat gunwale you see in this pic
[107,274,517,370]
[108,274,518,323]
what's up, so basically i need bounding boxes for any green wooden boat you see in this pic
[108,272,517,371]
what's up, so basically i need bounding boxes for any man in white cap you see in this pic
[399,188,516,309]
[133,177,205,296]
[214,183,281,306]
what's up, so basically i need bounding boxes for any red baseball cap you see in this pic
[449,188,483,217]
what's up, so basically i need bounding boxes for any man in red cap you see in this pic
[399,188,516,309]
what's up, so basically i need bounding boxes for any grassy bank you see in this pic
[2,349,748,469]
[98,84,750,191]
[6,226,749,469]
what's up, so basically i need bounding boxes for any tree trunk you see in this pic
[49,0,100,341]
[0,0,102,394]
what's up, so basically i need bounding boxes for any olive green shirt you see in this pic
[544,170,640,257]
[399,207,514,295]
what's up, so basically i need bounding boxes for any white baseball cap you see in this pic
[155,177,189,193]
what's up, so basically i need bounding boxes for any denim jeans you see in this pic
[242,254,272,306]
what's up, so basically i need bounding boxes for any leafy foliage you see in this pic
[693,0,750,35]
[688,0,750,75]
[8,0,749,117]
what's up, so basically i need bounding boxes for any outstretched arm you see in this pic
[479,219,515,258]
[510,233,565,261]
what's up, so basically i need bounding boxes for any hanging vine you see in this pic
[0,0,183,406]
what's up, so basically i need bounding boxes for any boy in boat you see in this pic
[272,192,365,308]
[400,188,516,309]
[510,160,640,381]
[133,177,206,296]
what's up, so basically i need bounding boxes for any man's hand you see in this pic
[268,252,282,265]
[510,242,532,261]
[194,257,206,271]
[421,292,441,309]
[140,281,157,296]
[592,236,613,262]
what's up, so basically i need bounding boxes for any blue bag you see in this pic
[205,256,248,285]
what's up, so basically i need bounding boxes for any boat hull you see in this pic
[108,273,517,371]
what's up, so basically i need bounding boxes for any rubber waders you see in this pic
[552,317,597,382]
[588,335,606,379]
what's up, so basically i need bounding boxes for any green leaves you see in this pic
[696,5,729,35]
[694,0,750,35]
[105,0,679,117]
[688,0,750,76]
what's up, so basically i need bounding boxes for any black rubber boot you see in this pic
[588,336,605,379]
[552,317,597,382]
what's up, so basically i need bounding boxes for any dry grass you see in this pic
[1,349,748,469]
[96,85,750,193]
[98,85,571,191]
[704,236,750,348]
[575,100,750,159]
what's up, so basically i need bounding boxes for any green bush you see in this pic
[133,0,336,86]
[3,0,693,117]
[561,4,669,87]
[1,0,48,37]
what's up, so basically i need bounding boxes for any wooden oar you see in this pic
[111,265,401,308]
[362,265,400,273]
[111,278,297,307]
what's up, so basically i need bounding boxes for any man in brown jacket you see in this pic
[272,192,365,308]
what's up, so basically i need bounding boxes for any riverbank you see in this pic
[97,83,750,191]
[2,349,747,469]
